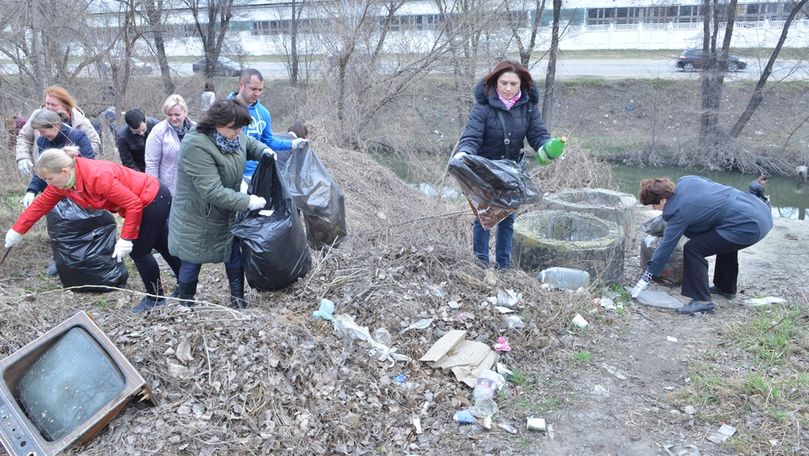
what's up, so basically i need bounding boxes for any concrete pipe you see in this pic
[541,188,637,247]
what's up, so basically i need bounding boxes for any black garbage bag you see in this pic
[447,154,540,229]
[283,145,347,249]
[45,198,128,292]
[231,152,311,291]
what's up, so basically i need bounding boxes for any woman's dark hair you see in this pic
[196,99,251,134]
[639,178,676,205]
[483,60,533,95]
[288,120,308,139]
[204,80,215,92]
[124,108,145,129]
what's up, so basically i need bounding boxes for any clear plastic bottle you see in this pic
[538,267,591,290]
[472,370,505,418]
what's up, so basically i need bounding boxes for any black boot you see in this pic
[675,300,715,315]
[177,281,198,307]
[131,293,166,314]
[225,268,247,309]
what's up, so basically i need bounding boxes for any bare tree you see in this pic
[729,0,809,138]
[541,0,561,129]
[182,0,239,78]
[698,0,737,151]
[140,0,176,94]
[508,0,546,67]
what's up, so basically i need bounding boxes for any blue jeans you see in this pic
[472,213,515,269]
[178,238,243,283]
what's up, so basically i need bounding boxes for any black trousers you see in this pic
[682,229,753,301]
[130,184,181,295]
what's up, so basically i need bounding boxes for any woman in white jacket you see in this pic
[145,94,194,195]
[15,86,101,176]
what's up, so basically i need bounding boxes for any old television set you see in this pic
[0,311,154,456]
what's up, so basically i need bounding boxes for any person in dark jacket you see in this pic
[631,176,773,314]
[117,108,159,172]
[748,174,769,203]
[455,60,557,269]
[6,147,182,314]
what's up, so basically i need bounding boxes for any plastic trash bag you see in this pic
[640,235,684,285]
[283,145,347,249]
[45,198,129,292]
[447,154,540,229]
[231,152,311,291]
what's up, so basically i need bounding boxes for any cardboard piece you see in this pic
[420,330,499,387]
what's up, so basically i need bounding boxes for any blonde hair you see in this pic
[44,86,77,111]
[35,148,75,175]
[162,94,188,116]
[30,109,62,130]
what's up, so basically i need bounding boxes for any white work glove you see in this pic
[291,138,309,150]
[111,239,133,262]
[247,195,267,211]
[22,192,36,208]
[630,270,653,298]
[452,152,467,161]
[5,229,22,248]
[17,159,33,177]
[262,148,276,159]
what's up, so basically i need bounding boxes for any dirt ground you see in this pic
[0,142,807,456]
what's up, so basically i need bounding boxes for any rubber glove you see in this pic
[291,138,309,150]
[17,159,33,177]
[630,270,653,298]
[452,152,467,161]
[263,148,276,158]
[248,195,267,210]
[22,192,36,208]
[112,239,133,262]
[5,229,22,248]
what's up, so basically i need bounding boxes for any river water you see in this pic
[610,165,809,221]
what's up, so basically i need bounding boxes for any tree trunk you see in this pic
[141,0,175,95]
[289,0,300,86]
[541,0,561,129]
[699,0,737,147]
[29,0,46,93]
[729,0,809,138]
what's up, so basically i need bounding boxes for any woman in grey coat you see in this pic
[631,176,773,314]
[169,100,271,308]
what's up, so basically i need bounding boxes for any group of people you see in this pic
[6,69,308,313]
[455,60,773,316]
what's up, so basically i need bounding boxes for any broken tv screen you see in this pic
[15,327,126,441]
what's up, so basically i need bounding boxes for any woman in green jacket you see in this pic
[169,99,271,308]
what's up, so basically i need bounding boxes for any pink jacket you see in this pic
[145,119,193,195]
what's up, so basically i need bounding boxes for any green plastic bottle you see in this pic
[543,136,567,159]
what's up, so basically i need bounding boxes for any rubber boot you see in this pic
[225,268,247,309]
[177,281,198,307]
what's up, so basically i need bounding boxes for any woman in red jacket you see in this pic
[4,147,182,313]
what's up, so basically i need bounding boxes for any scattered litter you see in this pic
[496,289,522,307]
[496,362,513,378]
[448,300,461,309]
[420,330,498,387]
[392,374,407,384]
[494,306,516,314]
[497,422,518,434]
[706,424,736,443]
[744,296,786,307]
[399,318,434,334]
[312,299,335,321]
[769,439,778,447]
[599,297,617,310]
[526,416,546,431]
[635,289,682,309]
[471,370,505,420]
[453,410,476,425]
[601,363,628,380]
[412,417,422,434]
[571,313,589,329]
[666,336,678,343]
[683,405,696,415]
[662,443,700,456]
[331,314,410,363]
[493,337,512,353]
[504,315,525,329]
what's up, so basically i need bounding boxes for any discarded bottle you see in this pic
[543,136,567,159]
[472,370,505,419]
[537,267,591,290]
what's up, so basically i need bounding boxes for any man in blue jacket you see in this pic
[630,176,773,314]
[228,69,307,179]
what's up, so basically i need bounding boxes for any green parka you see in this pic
[169,128,266,263]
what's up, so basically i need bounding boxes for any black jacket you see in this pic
[117,117,159,172]
[458,80,550,161]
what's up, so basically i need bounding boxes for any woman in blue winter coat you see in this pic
[631,176,773,314]
[455,60,554,269]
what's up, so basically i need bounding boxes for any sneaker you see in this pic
[132,295,166,314]
[675,300,715,315]
[709,286,736,300]
[46,259,58,276]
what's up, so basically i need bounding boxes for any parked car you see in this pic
[676,48,747,72]
[192,57,242,77]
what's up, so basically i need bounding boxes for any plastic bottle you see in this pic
[542,136,567,159]
[537,267,591,290]
[472,370,505,418]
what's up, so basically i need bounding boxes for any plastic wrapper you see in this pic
[640,235,684,285]
[231,153,311,291]
[45,198,128,292]
[448,154,540,230]
[283,146,347,249]
[642,215,666,236]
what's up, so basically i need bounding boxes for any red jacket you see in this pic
[13,157,160,240]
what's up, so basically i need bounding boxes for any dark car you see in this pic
[192,57,242,77]
[676,48,747,72]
